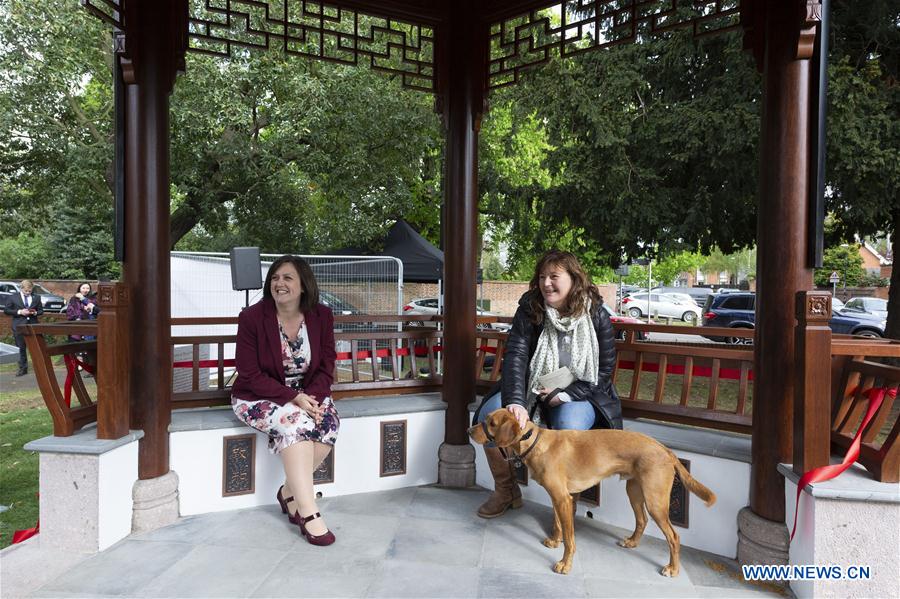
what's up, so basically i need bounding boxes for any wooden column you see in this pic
[96,282,130,439]
[793,290,832,474]
[750,0,816,523]
[120,1,185,479]
[440,4,485,445]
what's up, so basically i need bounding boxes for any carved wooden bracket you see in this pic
[796,1,822,60]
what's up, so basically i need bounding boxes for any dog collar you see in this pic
[493,425,542,466]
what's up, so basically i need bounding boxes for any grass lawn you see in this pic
[0,388,52,549]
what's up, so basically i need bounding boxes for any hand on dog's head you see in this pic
[468,409,521,447]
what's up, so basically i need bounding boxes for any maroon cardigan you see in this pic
[232,298,336,406]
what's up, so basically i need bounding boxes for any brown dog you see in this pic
[469,409,716,576]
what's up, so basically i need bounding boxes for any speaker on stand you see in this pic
[230,247,263,309]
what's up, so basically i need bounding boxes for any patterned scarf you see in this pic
[527,301,599,395]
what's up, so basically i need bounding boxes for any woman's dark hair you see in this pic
[262,255,320,312]
[527,249,600,325]
[75,282,92,295]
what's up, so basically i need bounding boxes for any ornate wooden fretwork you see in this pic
[188,1,435,91]
[488,0,741,88]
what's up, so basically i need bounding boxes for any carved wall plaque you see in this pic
[223,434,255,496]
[669,458,690,528]
[380,419,407,476]
[314,447,335,484]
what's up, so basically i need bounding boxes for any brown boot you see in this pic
[477,446,523,518]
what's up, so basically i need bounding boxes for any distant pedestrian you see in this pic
[66,282,100,341]
[3,279,43,376]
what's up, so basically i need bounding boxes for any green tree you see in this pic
[653,251,706,286]
[814,245,866,287]
[0,0,443,278]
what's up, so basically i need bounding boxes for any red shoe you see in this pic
[276,486,298,524]
[297,512,335,546]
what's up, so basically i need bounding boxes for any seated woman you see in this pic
[231,255,339,545]
[472,249,622,518]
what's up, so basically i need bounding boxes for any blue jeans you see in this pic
[476,392,596,431]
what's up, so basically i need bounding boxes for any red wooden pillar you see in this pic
[120,0,186,479]
[749,0,817,523]
[440,4,486,446]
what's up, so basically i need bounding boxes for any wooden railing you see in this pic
[612,323,755,433]
[20,282,130,438]
[795,290,900,483]
[21,322,99,436]
[23,296,899,483]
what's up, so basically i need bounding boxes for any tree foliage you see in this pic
[0,0,442,280]
[814,245,868,288]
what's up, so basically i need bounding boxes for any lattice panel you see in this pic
[488,0,740,88]
[188,1,435,91]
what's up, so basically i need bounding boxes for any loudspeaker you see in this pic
[230,247,262,291]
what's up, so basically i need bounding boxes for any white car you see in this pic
[841,297,887,320]
[620,292,702,323]
[663,292,699,307]
[403,298,510,331]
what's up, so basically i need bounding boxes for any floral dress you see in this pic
[232,320,340,454]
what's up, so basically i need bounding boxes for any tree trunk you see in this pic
[886,206,900,343]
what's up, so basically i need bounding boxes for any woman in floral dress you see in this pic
[231,255,339,545]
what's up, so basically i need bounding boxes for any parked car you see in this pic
[831,297,845,312]
[0,281,66,312]
[620,292,702,323]
[602,304,647,340]
[319,289,359,316]
[841,297,887,320]
[701,292,886,343]
[402,298,510,331]
[700,293,757,343]
[651,286,712,305]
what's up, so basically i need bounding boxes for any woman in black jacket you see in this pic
[472,250,622,518]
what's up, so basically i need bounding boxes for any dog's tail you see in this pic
[670,450,717,507]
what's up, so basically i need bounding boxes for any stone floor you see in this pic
[1,486,789,598]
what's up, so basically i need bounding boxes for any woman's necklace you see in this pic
[278,312,305,341]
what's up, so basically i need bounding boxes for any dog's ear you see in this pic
[492,411,521,447]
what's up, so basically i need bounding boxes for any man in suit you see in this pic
[3,279,43,376]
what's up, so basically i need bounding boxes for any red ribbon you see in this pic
[63,354,96,408]
[11,520,39,544]
[790,386,896,541]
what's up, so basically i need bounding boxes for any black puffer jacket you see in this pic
[474,290,623,430]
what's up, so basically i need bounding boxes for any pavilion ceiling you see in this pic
[83,0,746,93]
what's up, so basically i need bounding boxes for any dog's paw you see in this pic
[618,538,638,549]
[660,565,679,577]
[542,537,560,548]
[552,560,572,575]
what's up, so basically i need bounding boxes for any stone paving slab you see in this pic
[1,486,789,598]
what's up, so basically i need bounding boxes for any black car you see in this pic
[0,281,67,312]
[701,292,886,343]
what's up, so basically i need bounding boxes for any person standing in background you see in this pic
[4,279,43,376]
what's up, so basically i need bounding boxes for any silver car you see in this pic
[403,298,510,331]
[620,292,702,323]
[841,297,887,320]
